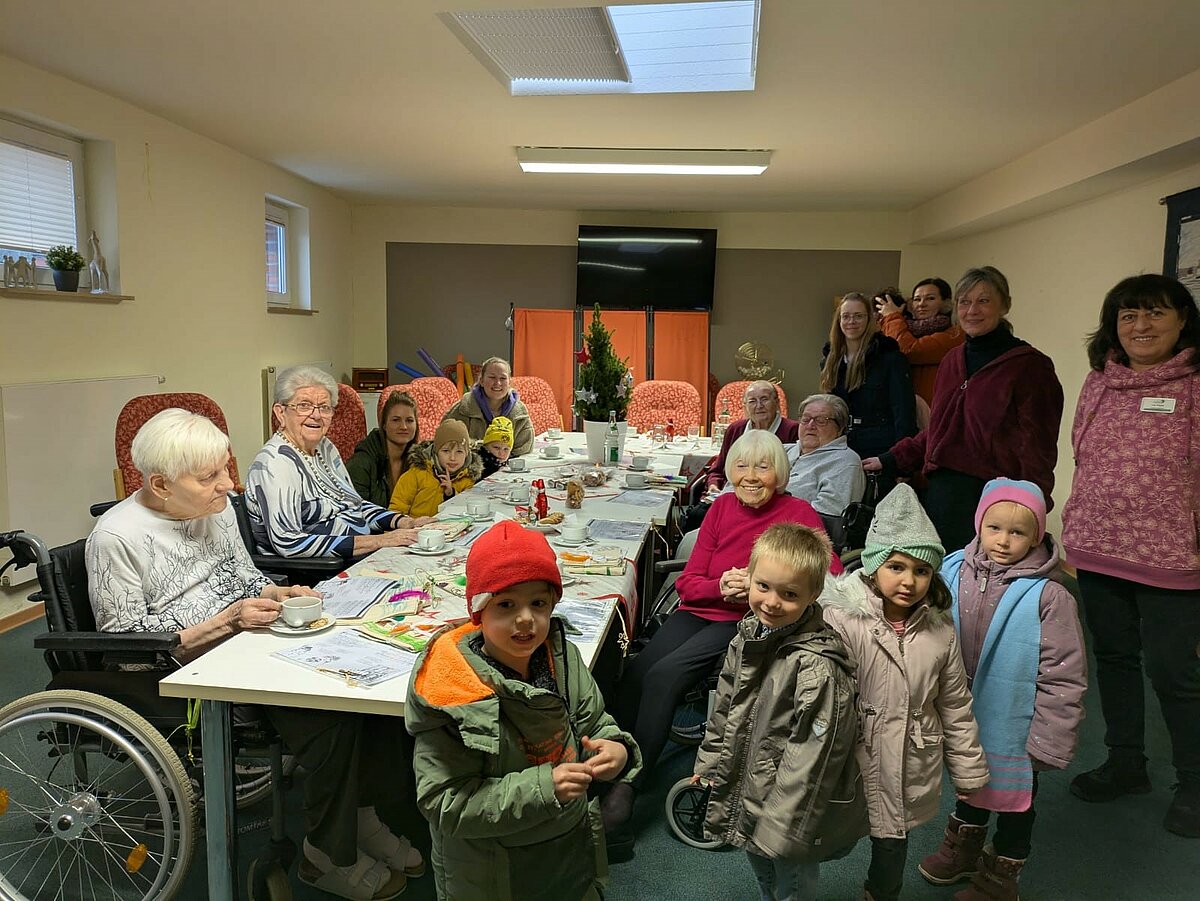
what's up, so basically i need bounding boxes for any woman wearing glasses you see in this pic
[245,365,433,558]
[786,394,865,519]
[819,292,917,462]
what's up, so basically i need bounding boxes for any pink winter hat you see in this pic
[974,478,1047,542]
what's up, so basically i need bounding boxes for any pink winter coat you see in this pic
[1062,350,1200,590]
[952,537,1087,770]
[820,574,988,839]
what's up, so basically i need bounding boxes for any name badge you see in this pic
[1140,397,1176,414]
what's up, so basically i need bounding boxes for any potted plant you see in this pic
[45,245,86,292]
[574,304,633,463]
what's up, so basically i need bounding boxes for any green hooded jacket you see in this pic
[406,620,641,901]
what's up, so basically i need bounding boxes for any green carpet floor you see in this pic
[0,617,1194,900]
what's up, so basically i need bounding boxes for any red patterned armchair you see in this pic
[510,376,562,435]
[324,384,368,463]
[388,378,460,442]
[626,380,704,432]
[713,381,789,423]
[114,393,240,498]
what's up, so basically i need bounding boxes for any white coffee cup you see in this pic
[547,427,562,438]
[626,472,648,488]
[281,596,323,628]
[466,499,489,517]
[560,523,588,542]
[543,444,561,459]
[630,455,651,471]
[508,457,527,471]
[508,484,528,502]
[417,528,446,551]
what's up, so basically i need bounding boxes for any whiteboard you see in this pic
[0,375,162,586]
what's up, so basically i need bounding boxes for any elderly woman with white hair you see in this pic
[786,393,865,517]
[246,365,432,558]
[440,356,534,456]
[603,430,842,850]
[86,409,425,899]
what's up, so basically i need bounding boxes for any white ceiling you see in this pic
[4,0,1200,212]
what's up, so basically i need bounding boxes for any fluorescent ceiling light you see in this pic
[517,147,770,176]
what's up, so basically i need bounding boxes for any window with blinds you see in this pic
[0,118,85,267]
[265,200,290,304]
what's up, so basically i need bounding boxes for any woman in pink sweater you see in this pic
[603,430,842,852]
[1062,273,1200,839]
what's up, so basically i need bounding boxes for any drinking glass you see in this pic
[687,424,701,447]
[652,423,667,449]
[711,422,726,447]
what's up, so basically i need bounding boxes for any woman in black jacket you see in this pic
[819,292,917,462]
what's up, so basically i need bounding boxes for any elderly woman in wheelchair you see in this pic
[786,393,867,548]
[602,431,843,854]
[82,409,422,900]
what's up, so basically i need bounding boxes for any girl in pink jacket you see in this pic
[921,479,1087,901]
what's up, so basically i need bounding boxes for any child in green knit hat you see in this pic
[820,484,988,901]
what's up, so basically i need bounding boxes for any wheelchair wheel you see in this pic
[664,778,724,850]
[0,690,196,900]
[247,857,292,901]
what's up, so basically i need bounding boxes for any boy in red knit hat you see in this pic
[405,521,641,900]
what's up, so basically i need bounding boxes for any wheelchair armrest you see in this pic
[654,559,689,575]
[35,631,181,652]
[249,553,346,581]
[90,500,120,517]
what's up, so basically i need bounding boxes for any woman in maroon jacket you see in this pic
[863,267,1063,552]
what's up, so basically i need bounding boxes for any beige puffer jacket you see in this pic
[820,573,988,838]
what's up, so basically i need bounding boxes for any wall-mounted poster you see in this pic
[1163,185,1200,304]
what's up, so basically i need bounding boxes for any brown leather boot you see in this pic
[952,845,1025,901]
[918,814,988,885]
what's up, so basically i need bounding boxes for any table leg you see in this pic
[201,699,239,901]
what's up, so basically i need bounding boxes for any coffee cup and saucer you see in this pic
[270,596,334,635]
[540,445,562,460]
[409,528,453,556]
[629,454,652,472]
[554,524,590,547]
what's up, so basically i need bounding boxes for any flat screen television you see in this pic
[575,225,717,310]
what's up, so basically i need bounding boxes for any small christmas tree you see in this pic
[574,304,631,422]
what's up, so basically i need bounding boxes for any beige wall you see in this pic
[899,159,1200,532]
[0,54,353,614]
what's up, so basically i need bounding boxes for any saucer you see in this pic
[539,453,564,460]
[525,522,560,534]
[500,497,527,506]
[622,484,651,491]
[552,536,590,547]
[629,464,651,472]
[408,545,454,557]
[269,618,336,637]
[544,435,564,441]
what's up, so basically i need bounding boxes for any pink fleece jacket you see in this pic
[1062,350,1200,590]
[676,491,843,622]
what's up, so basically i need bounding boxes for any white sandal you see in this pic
[359,824,426,878]
[299,840,407,900]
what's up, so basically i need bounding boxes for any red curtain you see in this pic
[512,309,574,424]
[598,309,648,382]
[653,310,710,418]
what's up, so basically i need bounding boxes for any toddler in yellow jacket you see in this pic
[389,419,482,518]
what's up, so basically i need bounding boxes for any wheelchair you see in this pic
[654,508,867,851]
[0,530,295,901]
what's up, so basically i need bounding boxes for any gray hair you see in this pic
[796,393,849,434]
[953,266,1012,322]
[274,365,338,408]
[131,408,230,482]
[724,429,790,493]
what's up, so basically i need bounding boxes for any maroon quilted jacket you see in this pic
[1062,350,1200,590]
[889,343,1064,508]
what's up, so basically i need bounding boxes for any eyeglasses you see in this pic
[840,313,868,323]
[286,402,334,418]
[745,396,774,407]
[799,415,837,427]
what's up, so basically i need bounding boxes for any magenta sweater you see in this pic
[676,491,843,622]
[1062,350,1200,590]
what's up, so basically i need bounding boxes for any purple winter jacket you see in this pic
[1062,350,1200,590]
[952,537,1087,770]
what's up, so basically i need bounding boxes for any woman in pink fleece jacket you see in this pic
[1062,273,1200,840]
[602,430,842,852]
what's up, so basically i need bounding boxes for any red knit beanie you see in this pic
[466,520,563,624]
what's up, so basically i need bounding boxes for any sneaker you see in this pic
[1069,755,1151,802]
[1164,783,1200,838]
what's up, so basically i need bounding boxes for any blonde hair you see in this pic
[478,357,511,381]
[132,408,230,482]
[748,523,832,598]
[820,293,880,394]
